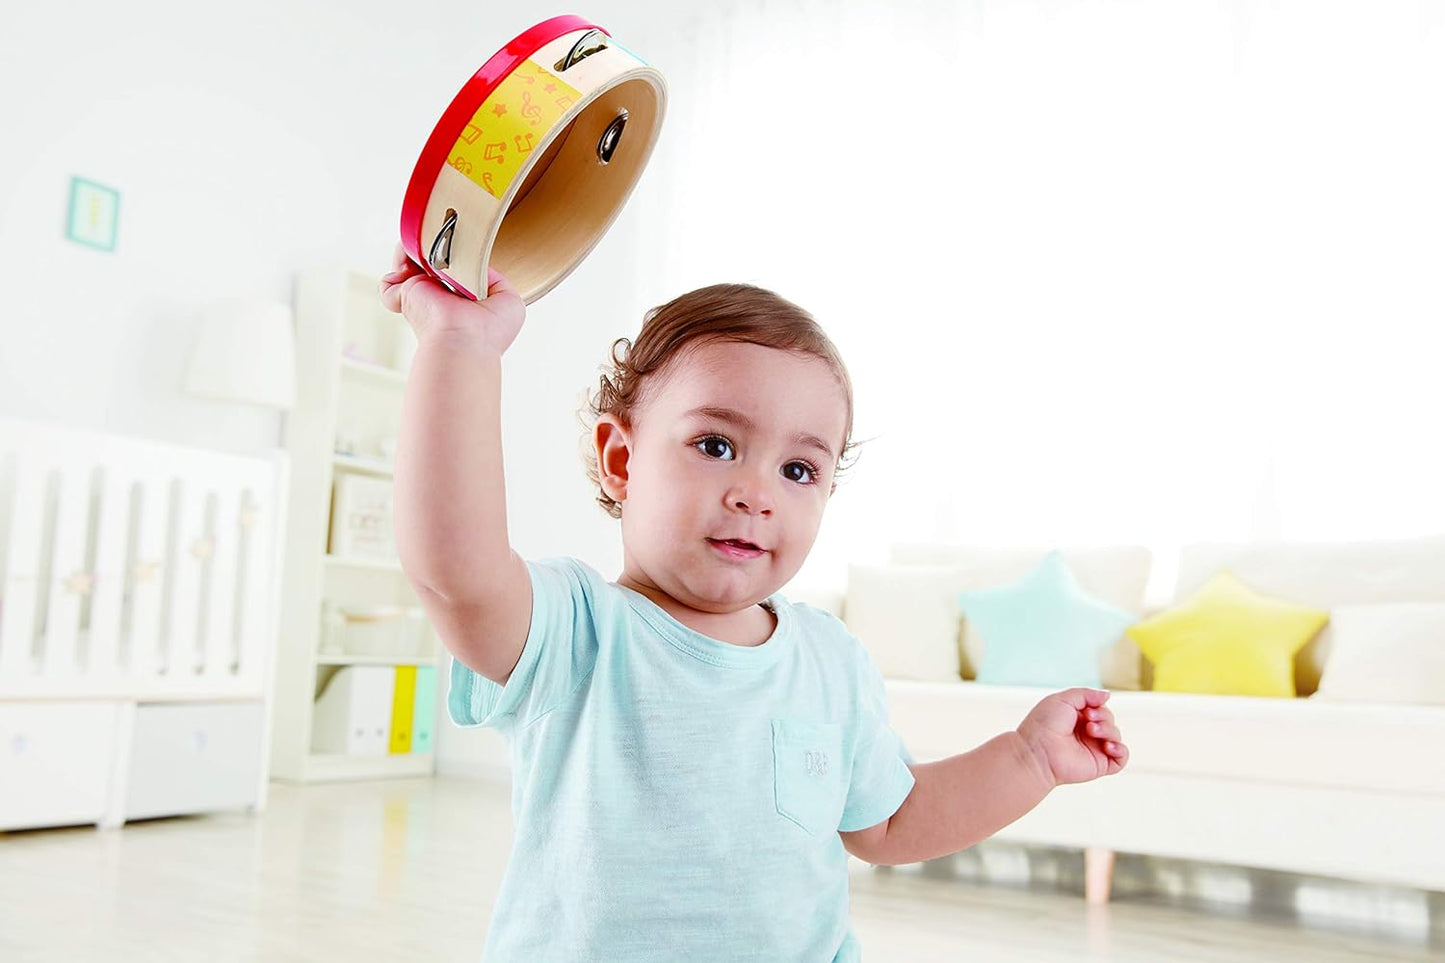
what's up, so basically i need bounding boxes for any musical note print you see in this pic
[520,91,543,127]
[449,58,583,199]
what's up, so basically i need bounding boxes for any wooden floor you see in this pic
[1,777,1440,962]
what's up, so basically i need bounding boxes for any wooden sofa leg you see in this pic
[1085,847,1115,904]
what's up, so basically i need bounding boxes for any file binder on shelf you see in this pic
[389,665,417,754]
[312,665,396,755]
[411,665,437,754]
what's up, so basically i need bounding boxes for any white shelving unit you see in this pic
[271,268,441,783]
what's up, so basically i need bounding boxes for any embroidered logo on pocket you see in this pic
[772,719,843,837]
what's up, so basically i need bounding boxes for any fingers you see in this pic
[379,277,400,313]
[485,266,521,301]
[381,257,515,315]
[1105,740,1129,771]
[1080,702,1127,771]
[1086,719,1120,744]
[379,248,427,314]
[379,272,415,314]
[1084,704,1120,737]
[1053,687,1111,711]
[380,270,442,322]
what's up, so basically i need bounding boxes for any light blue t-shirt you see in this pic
[449,557,917,962]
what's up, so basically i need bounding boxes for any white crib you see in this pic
[0,417,288,830]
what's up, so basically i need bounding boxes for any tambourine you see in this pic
[400,15,666,303]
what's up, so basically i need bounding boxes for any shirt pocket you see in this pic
[771,718,844,837]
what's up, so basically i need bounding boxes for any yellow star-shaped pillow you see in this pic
[1127,571,1329,698]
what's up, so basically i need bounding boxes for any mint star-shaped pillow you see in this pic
[959,551,1137,688]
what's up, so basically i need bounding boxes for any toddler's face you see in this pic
[607,341,848,614]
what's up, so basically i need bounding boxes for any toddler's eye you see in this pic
[782,461,816,484]
[696,435,734,460]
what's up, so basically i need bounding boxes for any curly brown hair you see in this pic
[582,283,857,518]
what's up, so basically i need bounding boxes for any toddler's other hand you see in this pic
[1016,688,1128,787]
[379,243,525,355]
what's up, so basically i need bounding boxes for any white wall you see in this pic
[0,0,671,458]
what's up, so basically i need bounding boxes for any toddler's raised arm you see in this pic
[381,246,532,685]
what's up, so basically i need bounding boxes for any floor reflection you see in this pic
[900,840,1444,951]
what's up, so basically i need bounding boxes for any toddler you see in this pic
[380,251,1128,962]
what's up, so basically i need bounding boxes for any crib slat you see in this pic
[41,457,91,677]
[86,461,132,680]
[204,486,238,680]
[127,475,168,680]
[235,482,273,688]
[0,459,45,681]
[166,479,206,682]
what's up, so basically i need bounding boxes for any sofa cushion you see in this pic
[1128,571,1328,698]
[958,551,1137,689]
[1176,536,1445,696]
[884,680,1445,796]
[890,544,1151,690]
[844,563,963,683]
[1314,603,1445,705]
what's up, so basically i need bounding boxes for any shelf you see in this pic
[332,452,395,478]
[305,751,434,783]
[340,356,408,388]
[324,554,404,573]
[273,269,443,788]
[317,653,442,667]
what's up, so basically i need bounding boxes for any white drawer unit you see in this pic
[124,701,266,821]
[0,702,123,831]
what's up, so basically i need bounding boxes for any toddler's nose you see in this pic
[726,477,774,516]
[732,496,771,515]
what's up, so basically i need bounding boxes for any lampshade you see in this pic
[184,298,296,410]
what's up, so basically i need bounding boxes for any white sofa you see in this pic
[796,536,1445,900]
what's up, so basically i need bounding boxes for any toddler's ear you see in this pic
[594,416,632,505]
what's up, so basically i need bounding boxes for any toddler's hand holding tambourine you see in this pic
[380,242,525,355]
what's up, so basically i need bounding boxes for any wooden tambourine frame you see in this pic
[400,16,667,303]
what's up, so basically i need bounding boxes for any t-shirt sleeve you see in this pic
[446,556,603,733]
[839,640,917,832]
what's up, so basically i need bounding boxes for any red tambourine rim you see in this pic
[400,15,608,297]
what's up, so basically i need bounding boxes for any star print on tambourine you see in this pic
[399,15,667,303]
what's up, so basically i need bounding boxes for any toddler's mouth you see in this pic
[707,537,767,558]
